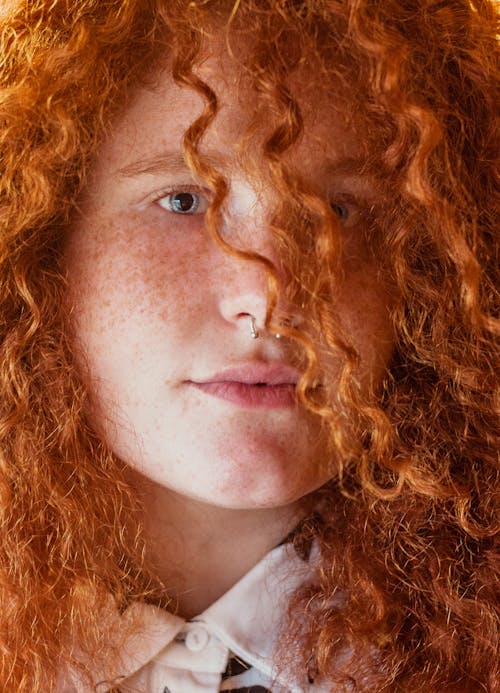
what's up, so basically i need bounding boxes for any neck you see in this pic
[132,475,304,618]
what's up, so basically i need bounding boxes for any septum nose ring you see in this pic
[250,315,259,339]
[249,315,283,340]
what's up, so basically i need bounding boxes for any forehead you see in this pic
[97,46,366,183]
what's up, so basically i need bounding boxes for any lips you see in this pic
[189,363,300,409]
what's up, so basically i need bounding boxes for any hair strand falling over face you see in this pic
[0,0,498,690]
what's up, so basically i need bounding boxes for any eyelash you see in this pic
[152,186,360,227]
[329,196,361,227]
[154,186,211,216]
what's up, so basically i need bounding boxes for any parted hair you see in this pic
[0,0,498,690]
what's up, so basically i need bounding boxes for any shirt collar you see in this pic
[200,540,313,677]
[61,541,318,691]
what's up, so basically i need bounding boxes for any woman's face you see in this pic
[64,56,394,510]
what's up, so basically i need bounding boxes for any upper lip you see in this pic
[191,363,300,386]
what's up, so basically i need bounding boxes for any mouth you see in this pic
[189,363,299,409]
[191,381,296,409]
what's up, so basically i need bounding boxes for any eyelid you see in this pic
[150,184,213,212]
[329,192,362,227]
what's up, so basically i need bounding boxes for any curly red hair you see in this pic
[0,1,498,690]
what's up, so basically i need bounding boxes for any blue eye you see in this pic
[157,191,208,215]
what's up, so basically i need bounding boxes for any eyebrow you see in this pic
[116,151,226,178]
[323,157,383,199]
[324,155,372,175]
[116,150,381,200]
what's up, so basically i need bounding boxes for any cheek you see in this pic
[336,261,395,386]
[64,216,209,426]
[66,215,206,342]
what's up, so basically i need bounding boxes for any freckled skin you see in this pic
[64,59,394,513]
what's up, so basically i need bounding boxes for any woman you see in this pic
[0,0,498,691]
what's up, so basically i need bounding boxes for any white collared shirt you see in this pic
[60,542,336,692]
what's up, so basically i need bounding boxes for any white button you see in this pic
[185,625,209,652]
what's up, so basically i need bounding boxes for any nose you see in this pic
[214,181,298,337]
[216,239,275,336]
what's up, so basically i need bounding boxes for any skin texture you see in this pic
[1,1,497,687]
[64,57,395,615]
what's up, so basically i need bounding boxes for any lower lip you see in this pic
[191,382,296,409]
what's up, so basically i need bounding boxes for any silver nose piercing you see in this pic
[248,315,289,339]
[274,316,294,340]
[250,315,259,339]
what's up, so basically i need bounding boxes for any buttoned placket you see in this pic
[121,620,230,693]
[60,542,336,693]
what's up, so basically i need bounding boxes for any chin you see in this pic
[194,473,324,511]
